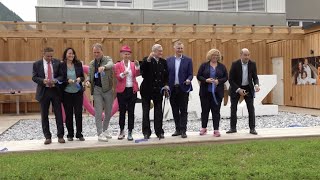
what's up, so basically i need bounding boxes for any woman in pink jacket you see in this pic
[114,45,140,141]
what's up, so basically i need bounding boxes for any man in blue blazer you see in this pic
[166,41,193,138]
[32,47,65,145]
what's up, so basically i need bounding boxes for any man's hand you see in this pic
[205,78,214,83]
[184,79,191,85]
[98,66,105,73]
[238,89,247,96]
[43,79,48,85]
[147,52,154,62]
[254,86,260,92]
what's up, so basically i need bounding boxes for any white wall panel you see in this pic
[267,0,285,13]
[189,0,208,11]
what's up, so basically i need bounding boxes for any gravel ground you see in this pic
[1,112,320,141]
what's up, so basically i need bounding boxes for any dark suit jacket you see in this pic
[32,59,64,102]
[140,56,168,99]
[228,59,259,98]
[60,61,85,92]
[166,55,193,93]
[197,61,228,100]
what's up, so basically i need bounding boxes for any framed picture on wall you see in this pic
[291,56,320,85]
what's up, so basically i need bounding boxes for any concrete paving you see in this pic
[1,127,320,152]
[0,106,320,153]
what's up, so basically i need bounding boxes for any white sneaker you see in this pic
[103,130,112,139]
[98,134,108,142]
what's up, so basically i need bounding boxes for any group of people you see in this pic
[294,58,317,85]
[32,41,260,145]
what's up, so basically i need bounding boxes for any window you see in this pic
[238,0,265,12]
[208,0,236,11]
[287,21,300,27]
[65,0,81,5]
[153,0,188,10]
[302,21,315,27]
[65,0,132,7]
[100,0,132,7]
[82,0,98,6]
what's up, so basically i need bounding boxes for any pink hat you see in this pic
[120,45,132,53]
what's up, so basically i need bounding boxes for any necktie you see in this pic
[47,62,52,87]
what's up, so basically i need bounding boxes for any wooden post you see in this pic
[84,37,90,64]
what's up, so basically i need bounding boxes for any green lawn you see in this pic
[1,138,320,179]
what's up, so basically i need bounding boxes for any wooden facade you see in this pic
[0,21,313,113]
[268,27,320,108]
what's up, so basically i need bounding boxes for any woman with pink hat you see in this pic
[114,45,140,141]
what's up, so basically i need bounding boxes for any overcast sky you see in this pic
[0,0,37,21]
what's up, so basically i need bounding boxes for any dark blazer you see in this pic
[197,61,228,100]
[166,55,193,92]
[32,59,64,102]
[140,56,168,99]
[228,59,259,97]
[60,61,85,92]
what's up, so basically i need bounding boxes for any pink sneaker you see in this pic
[199,128,207,135]
[213,130,221,137]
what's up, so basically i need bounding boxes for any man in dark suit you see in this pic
[166,41,193,138]
[140,44,169,139]
[32,47,65,144]
[227,48,260,135]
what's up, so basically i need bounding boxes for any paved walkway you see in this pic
[1,127,320,152]
[0,106,320,153]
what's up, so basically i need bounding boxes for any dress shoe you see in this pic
[143,134,150,139]
[172,131,181,136]
[157,134,165,139]
[78,137,85,141]
[181,132,187,138]
[250,129,258,135]
[226,129,237,134]
[44,139,52,145]
[58,138,66,143]
[67,137,73,141]
[199,128,207,135]
[127,131,133,141]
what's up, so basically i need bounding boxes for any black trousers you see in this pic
[117,87,137,131]
[142,96,164,136]
[230,85,255,130]
[40,88,64,139]
[200,92,222,130]
[63,91,83,138]
[170,86,189,133]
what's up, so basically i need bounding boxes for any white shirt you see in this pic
[43,59,53,80]
[174,55,182,85]
[119,60,140,88]
[241,59,249,86]
[303,64,312,79]
[297,77,316,85]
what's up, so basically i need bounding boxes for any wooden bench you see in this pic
[0,92,37,114]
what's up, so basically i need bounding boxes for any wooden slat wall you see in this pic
[268,33,320,108]
[0,37,273,113]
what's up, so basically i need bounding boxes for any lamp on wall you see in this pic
[310,49,314,56]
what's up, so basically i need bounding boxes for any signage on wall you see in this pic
[291,56,320,85]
